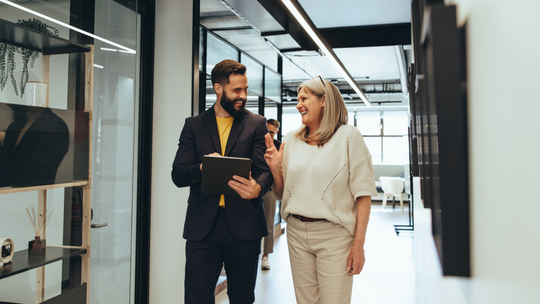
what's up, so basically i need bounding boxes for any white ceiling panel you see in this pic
[265,34,301,50]
[334,46,401,80]
[298,0,411,28]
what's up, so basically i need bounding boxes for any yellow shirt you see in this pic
[216,116,234,207]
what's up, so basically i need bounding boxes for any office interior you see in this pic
[0,0,538,303]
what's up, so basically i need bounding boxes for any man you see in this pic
[261,119,281,270]
[172,59,273,304]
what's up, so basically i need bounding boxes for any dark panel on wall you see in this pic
[413,2,470,277]
[135,0,156,303]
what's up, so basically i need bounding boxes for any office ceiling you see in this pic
[200,0,412,107]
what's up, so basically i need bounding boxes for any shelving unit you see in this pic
[0,248,87,280]
[0,17,93,304]
[0,19,90,55]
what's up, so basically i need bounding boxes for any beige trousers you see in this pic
[286,215,354,304]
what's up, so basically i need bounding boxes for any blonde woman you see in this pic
[264,77,377,304]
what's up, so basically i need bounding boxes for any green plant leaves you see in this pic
[0,18,59,97]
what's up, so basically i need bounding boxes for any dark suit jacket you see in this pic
[171,106,273,242]
[0,108,69,187]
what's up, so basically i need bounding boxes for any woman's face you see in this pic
[296,87,325,131]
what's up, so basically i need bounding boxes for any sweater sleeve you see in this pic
[348,127,378,199]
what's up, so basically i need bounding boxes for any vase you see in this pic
[25,81,47,107]
[28,236,46,255]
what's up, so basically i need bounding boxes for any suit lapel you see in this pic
[224,111,247,156]
[203,106,221,154]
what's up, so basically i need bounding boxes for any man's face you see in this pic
[219,74,248,118]
[267,123,278,139]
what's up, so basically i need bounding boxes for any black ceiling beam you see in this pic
[261,30,289,36]
[258,0,411,51]
[320,23,412,49]
[257,0,317,50]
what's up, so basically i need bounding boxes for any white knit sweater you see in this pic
[277,124,377,235]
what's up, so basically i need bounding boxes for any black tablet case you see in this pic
[201,156,252,196]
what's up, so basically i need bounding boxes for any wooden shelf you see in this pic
[0,18,90,55]
[0,181,88,195]
[0,247,86,280]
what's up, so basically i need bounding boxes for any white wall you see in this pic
[150,0,193,302]
[415,1,540,303]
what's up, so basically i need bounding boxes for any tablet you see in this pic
[201,155,252,196]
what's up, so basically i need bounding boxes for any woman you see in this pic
[264,77,377,304]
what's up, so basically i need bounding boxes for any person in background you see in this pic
[172,59,273,304]
[261,118,281,270]
[264,76,377,304]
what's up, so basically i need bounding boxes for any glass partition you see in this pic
[0,1,141,303]
[240,53,263,96]
[207,33,239,73]
[265,68,281,103]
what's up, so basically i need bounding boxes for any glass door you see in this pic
[90,1,140,303]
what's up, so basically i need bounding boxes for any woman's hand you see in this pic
[347,243,366,276]
[264,133,285,198]
[264,133,284,171]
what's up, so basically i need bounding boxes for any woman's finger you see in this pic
[265,133,274,149]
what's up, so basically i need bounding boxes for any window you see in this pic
[354,110,409,164]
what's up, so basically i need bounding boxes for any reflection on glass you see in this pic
[241,53,263,96]
[0,104,70,187]
[265,68,281,102]
[207,34,238,73]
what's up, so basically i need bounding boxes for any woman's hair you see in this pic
[295,77,348,146]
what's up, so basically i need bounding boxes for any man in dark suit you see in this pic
[171,59,273,304]
[0,105,69,187]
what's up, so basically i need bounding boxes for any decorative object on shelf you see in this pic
[0,238,14,266]
[26,206,54,255]
[0,18,58,97]
[25,81,47,106]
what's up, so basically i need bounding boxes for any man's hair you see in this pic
[211,59,247,87]
[267,118,280,129]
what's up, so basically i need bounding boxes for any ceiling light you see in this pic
[281,0,371,107]
[0,0,136,53]
[93,64,104,69]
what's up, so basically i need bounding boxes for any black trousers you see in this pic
[185,207,261,304]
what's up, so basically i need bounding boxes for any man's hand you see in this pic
[200,152,221,171]
[228,172,261,200]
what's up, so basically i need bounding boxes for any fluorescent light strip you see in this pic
[281,0,371,107]
[94,64,104,69]
[0,0,135,53]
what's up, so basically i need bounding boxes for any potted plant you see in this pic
[0,18,59,97]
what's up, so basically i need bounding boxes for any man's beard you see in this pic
[220,92,246,119]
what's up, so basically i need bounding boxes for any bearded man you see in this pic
[172,59,273,304]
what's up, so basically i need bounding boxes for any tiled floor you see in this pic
[216,202,415,304]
